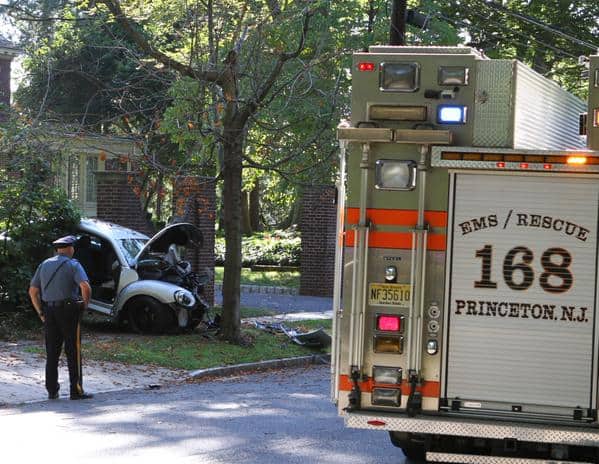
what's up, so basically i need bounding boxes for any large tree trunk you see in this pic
[241,190,252,236]
[249,180,261,232]
[220,128,243,343]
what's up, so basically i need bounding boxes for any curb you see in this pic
[188,354,331,379]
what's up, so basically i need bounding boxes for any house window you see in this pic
[86,155,98,202]
[67,155,80,200]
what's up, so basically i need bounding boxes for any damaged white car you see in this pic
[74,219,210,334]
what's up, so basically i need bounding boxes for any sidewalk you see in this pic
[1,293,333,406]
[0,340,186,405]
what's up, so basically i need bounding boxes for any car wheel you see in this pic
[128,296,176,334]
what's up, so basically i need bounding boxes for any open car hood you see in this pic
[134,222,203,262]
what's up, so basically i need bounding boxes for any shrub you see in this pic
[215,229,301,267]
[0,123,81,309]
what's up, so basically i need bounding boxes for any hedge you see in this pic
[215,230,301,267]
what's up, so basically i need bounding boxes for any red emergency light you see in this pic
[377,314,401,332]
[358,62,376,72]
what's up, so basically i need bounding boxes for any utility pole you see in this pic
[390,0,407,45]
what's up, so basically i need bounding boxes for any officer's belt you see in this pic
[44,300,66,308]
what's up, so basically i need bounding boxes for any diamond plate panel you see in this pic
[345,412,599,446]
[369,46,484,57]
[427,452,592,464]
[473,60,514,148]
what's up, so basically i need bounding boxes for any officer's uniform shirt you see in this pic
[30,255,89,303]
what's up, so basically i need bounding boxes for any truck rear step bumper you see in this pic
[426,452,592,464]
[345,411,599,446]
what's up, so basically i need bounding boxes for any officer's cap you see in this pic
[52,235,77,248]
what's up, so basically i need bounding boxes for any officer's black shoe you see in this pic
[48,392,59,400]
[70,392,94,400]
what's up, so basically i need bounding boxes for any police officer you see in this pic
[28,235,93,400]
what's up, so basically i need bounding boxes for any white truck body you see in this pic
[333,46,599,463]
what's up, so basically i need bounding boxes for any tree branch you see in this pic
[98,0,219,82]
[238,7,315,122]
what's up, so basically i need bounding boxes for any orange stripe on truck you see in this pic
[339,375,440,398]
[344,208,447,250]
[344,230,446,251]
[346,208,447,228]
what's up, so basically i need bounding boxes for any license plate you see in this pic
[368,283,411,307]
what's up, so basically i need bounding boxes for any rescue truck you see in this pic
[331,46,599,463]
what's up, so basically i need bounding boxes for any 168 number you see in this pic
[474,245,573,294]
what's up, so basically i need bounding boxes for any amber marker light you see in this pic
[567,155,588,165]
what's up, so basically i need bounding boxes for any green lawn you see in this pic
[214,266,300,288]
[25,319,332,370]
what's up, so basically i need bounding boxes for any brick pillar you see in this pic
[172,176,216,306]
[299,186,337,297]
[95,171,154,236]
[0,57,11,111]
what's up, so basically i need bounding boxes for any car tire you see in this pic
[127,296,176,334]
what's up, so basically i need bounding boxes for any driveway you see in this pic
[215,291,333,314]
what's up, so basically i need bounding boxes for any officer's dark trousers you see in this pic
[43,304,83,397]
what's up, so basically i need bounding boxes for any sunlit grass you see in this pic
[214,267,300,288]
[25,319,332,370]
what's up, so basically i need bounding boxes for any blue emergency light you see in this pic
[437,105,467,124]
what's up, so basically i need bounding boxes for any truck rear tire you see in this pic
[389,431,426,462]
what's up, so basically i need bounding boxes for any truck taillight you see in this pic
[358,62,375,72]
[377,314,401,332]
[373,335,403,353]
[372,388,401,407]
[373,366,402,384]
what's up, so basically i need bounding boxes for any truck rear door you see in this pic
[443,171,599,420]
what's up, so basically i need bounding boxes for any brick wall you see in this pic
[172,176,216,306]
[0,57,10,111]
[95,171,155,236]
[299,186,337,297]
[0,56,11,167]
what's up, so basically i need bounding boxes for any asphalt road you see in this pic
[0,365,409,464]
[215,291,333,314]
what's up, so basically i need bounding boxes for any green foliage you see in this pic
[434,0,598,97]
[214,267,300,288]
[215,229,301,267]
[0,118,81,308]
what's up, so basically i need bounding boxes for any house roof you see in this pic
[0,33,20,57]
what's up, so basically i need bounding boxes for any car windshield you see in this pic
[119,238,148,265]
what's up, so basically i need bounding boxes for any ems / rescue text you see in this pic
[459,212,590,242]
